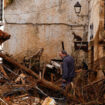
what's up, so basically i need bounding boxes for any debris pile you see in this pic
[0,30,104,105]
[0,50,65,105]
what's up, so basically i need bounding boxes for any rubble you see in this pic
[42,97,56,105]
[0,51,104,105]
[0,30,104,105]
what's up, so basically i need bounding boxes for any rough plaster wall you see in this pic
[88,0,100,63]
[88,0,105,69]
[98,0,105,60]
[4,0,88,24]
[88,0,100,41]
[4,0,88,62]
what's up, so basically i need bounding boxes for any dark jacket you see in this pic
[62,55,75,82]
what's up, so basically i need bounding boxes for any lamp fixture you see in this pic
[74,1,88,18]
[74,1,81,15]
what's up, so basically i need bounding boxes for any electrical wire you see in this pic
[2,64,65,100]
[2,64,25,80]
[3,64,19,76]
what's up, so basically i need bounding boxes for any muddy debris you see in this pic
[0,47,104,105]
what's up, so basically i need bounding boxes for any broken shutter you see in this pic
[0,0,3,21]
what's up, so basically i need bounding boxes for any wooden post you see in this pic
[0,53,79,102]
[0,64,9,79]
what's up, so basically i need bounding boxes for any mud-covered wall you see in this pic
[88,0,105,69]
[88,0,100,68]
[88,0,100,41]
[4,0,89,63]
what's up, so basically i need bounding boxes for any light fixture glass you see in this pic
[74,2,81,15]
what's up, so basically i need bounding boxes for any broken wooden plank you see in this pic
[0,53,80,102]
[83,76,105,88]
[0,65,9,79]
[42,64,46,79]
[0,30,11,44]
[61,41,65,50]
[0,53,39,79]
[0,53,62,90]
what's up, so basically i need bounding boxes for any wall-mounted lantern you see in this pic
[74,2,81,15]
[74,1,88,18]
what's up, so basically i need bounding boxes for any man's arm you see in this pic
[62,61,68,80]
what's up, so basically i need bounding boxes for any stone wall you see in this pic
[88,0,100,41]
[4,0,89,64]
[88,0,105,70]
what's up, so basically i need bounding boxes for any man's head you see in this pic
[59,50,68,59]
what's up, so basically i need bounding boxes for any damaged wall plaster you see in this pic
[4,0,89,65]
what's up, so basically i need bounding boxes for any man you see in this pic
[59,50,75,88]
